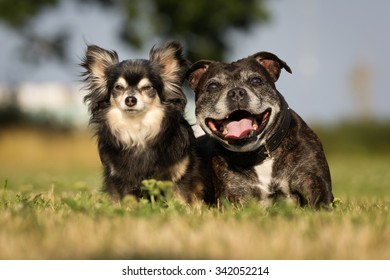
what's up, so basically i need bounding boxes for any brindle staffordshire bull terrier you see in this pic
[187,52,334,208]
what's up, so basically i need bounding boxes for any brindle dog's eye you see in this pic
[114,84,125,91]
[250,77,263,86]
[207,82,220,91]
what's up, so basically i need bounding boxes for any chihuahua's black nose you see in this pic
[125,96,137,107]
[228,87,247,101]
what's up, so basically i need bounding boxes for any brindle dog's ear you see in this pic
[186,60,213,90]
[251,52,292,82]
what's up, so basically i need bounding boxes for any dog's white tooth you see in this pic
[252,119,258,130]
[223,126,228,135]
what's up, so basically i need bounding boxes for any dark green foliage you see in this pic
[0,0,269,62]
[0,0,58,28]
[120,0,269,61]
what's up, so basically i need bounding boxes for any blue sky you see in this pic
[0,0,389,124]
[229,0,390,123]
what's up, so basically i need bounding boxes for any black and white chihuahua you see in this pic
[81,41,204,203]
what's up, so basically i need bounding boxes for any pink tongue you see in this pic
[225,118,253,139]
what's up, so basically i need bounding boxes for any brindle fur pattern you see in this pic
[189,52,334,208]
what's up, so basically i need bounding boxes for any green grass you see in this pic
[0,125,390,259]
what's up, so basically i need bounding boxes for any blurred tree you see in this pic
[0,0,58,28]
[0,0,68,62]
[0,0,269,62]
[119,0,269,61]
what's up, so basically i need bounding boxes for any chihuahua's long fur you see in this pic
[81,41,204,203]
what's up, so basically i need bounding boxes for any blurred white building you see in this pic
[0,83,89,128]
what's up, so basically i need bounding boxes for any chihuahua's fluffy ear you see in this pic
[81,45,119,112]
[149,41,189,110]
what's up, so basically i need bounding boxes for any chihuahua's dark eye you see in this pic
[250,77,263,86]
[207,82,220,91]
[141,85,153,91]
[114,84,125,91]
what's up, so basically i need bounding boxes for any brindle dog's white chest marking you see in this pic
[254,158,274,195]
[255,157,295,206]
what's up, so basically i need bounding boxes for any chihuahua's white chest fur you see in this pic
[106,99,165,148]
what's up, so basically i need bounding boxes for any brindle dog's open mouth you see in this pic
[206,109,271,141]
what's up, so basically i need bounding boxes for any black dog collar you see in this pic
[257,99,291,161]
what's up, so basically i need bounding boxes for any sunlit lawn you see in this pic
[0,125,389,259]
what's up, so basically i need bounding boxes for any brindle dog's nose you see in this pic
[228,87,247,101]
[125,96,137,107]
